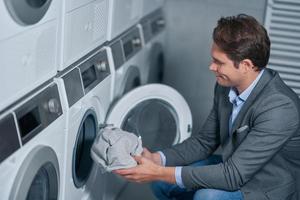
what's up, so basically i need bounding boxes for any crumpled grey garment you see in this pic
[91,125,143,173]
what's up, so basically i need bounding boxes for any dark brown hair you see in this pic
[213,14,270,70]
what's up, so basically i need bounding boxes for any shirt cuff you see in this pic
[175,166,185,188]
[157,151,166,166]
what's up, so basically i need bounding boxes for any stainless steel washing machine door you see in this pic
[9,146,59,200]
[106,83,192,151]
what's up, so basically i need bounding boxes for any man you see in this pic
[115,14,300,200]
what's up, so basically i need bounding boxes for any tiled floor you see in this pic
[117,182,156,200]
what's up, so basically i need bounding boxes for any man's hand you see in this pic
[113,155,176,184]
[141,148,162,165]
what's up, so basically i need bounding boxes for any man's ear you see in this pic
[240,59,255,73]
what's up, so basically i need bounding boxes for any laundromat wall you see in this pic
[163,0,267,134]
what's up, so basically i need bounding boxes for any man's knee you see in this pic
[193,189,222,200]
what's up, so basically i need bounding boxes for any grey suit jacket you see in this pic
[162,69,300,200]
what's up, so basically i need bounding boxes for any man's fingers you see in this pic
[123,175,146,183]
[113,168,134,175]
[134,155,143,164]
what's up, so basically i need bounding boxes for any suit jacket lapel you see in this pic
[230,69,274,134]
[220,95,232,143]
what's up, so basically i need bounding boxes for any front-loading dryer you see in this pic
[58,0,109,71]
[107,0,143,41]
[60,46,113,200]
[103,83,193,200]
[140,8,167,84]
[108,26,144,103]
[0,0,61,111]
[0,81,67,200]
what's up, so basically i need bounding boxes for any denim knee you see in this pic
[151,181,195,200]
[193,188,243,200]
[193,189,221,200]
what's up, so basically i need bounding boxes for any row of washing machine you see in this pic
[0,0,165,112]
[0,2,194,200]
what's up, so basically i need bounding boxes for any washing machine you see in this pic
[0,80,67,200]
[57,0,109,71]
[0,0,61,111]
[140,8,167,84]
[60,45,114,200]
[108,25,144,103]
[107,0,143,41]
[142,0,165,17]
[102,83,193,200]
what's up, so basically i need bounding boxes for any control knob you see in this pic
[47,98,60,114]
[96,61,107,72]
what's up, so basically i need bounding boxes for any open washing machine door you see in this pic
[103,83,192,200]
[106,83,192,151]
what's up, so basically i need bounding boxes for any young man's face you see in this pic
[209,43,242,88]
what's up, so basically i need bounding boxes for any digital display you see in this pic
[82,65,97,89]
[18,107,41,138]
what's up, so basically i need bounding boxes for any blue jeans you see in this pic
[151,155,244,200]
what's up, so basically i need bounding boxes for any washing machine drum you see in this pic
[148,43,165,84]
[4,0,52,25]
[122,99,177,151]
[10,146,60,200]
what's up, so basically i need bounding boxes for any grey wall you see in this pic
[163,0,267,134]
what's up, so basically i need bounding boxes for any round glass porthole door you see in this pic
[26,163,57,200]
[122,99,178,151]
[106,84,192,151]
[10,146,59,200]
[4,0,52,25]
[72,110,97,188]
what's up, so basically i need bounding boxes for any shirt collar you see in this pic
[229,69,265,105]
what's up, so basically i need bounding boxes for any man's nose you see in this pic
[209,63,217,71]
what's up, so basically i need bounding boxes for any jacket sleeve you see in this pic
[181,94,299,191]
[161,84,221,166]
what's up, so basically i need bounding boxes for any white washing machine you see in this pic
[57,0,109,71]
[107,0,143,41]
[0,0,61,111]
[140,8,167,84]
[108,26,144,103]
[142,0,165,17]
[102,83,193,200]
[0,80,67,200]
[60,46,114,200]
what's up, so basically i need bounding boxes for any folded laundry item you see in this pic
[91,125,143,173]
